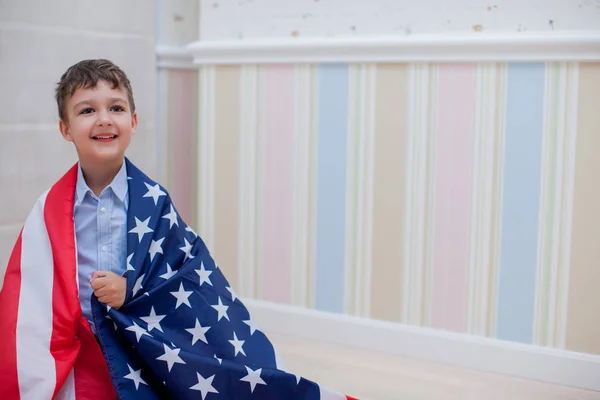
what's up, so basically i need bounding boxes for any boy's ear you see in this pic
[59,119,73,142]
[131,112,138,135]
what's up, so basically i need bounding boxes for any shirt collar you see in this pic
[75,161,128,206]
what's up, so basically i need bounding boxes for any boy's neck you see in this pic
[80,159,124,197]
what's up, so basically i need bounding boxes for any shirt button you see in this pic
[102,245,108,252]
[100,207,107,213]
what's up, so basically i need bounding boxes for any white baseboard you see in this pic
[243,299,600,392]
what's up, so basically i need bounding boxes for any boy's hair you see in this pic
[55,59,135,121]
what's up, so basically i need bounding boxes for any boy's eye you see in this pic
[111,105,125,112]
[80,107,94,114]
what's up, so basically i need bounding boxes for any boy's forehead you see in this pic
[69,81,128,104]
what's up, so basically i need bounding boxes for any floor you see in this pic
[270,334,600,400]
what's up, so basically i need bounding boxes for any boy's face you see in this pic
[59,80,137,168]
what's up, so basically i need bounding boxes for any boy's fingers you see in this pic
[91,278,107,290]
[90,271,108,282]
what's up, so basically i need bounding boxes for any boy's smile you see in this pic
[59,80,137,171]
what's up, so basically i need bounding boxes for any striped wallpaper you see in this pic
[160,62,600,356]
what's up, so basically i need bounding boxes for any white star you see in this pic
[226,286,238,302]
[129,217,153,243]
[156,343,185,372]
[162,204,179,229]
[185,225,197,237]
[143,182,166,205]
[148,237,165,262]
[127,253,135,271]
[179,238,195,261]
[228,332,246,357]
[240,366,266,393]
[140,306,166,333]
[124,364,147,390]
[185,318,210,346]
[243,316,260,335]
[190,373,219,400]
[132,273,145,297]
[295,374,301,384]
[195,263,213,287]
[213,354,222,364]
[125,321,151,343]
[170,283,192,309]
[159,263,177,280]
[211,297,229,321]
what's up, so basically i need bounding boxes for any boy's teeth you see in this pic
[94,135,116,139]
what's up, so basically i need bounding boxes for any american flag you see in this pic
[0,159,356,400]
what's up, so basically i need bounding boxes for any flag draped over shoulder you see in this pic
[0,159,356,400]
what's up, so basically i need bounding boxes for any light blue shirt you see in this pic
[74,161,128,331]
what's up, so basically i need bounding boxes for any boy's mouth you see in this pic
[92,135,117,142]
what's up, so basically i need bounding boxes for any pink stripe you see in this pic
[169,71,196,223]
[261,66,295,303]
[431,64,476,332]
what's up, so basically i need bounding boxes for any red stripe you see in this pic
[74,319,117,399]
[44,164,114,398]
[0,233,23,398]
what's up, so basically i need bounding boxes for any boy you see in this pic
[0,59,354,400]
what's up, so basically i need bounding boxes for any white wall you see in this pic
[0,0,157,277]
[201,0,600,40]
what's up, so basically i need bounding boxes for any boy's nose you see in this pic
[96,111,112,126]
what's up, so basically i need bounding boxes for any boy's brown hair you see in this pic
[55,59,135,121]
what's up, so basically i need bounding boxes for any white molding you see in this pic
[243,299,600,392]
[156,45,197,69]
[187,32,600,64]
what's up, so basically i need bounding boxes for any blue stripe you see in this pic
[497,63,545,344]
[314,64,349,313]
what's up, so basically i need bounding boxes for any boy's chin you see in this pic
[79,151,126,166]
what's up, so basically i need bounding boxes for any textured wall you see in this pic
[0,0,157,283]
[201,0,600,39]
[186,62,600,356]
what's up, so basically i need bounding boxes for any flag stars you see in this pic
[243,316,260,335]
[229,332,246,357]
[226,286,238,302]
[185,318,211,346]
[129,217,153,242]
[162,204,179,229]
[125,321,151,343]
[159,263,177,280]
[170,283,193,309]
[211,297,230,321]
[156,343,185,372]
[143,182,166,205]
[190,373,219,400]
[127,253,135,271]
[195,263,213,287]
[180,238,195,261]
[140,306,166,333]
[240,366,266,393]
[124,364,147,390]
[148,237,165,262]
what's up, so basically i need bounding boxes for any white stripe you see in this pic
[17,190,57,399]
[55,369,76,400]
[238,65,259,298]
[254,66,267,298]
[319,385,348,400]
[558,62,579,349]
[402,64,417,324]
[292,64,311,307]
[343,65,358,315]
[362,64,376,319]
[354,64,366,316]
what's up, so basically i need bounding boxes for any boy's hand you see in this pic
[90,271,127,309]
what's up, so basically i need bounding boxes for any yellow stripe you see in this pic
[566,63,600,355]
